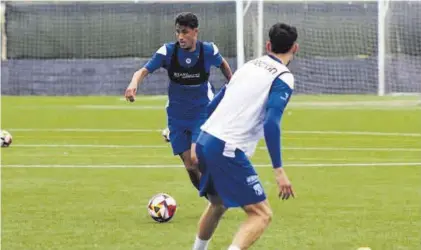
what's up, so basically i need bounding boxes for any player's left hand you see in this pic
[274,167,295,200]
[125,85,137,102]
[190,143,199,166]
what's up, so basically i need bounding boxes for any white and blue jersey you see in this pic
[196,54,294,208]
[144,41,224,155]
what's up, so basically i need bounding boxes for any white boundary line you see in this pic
[9,128,162,132]
[7,128,421,137]
[269,147,421,152]
[285,130,421,137]
[13,100,417,110]
[8,154,415,162]
[12,144,168,148]
[9,144,421,152]
[2,162,421,168]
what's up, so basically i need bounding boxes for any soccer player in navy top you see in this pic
[125,12,233,191]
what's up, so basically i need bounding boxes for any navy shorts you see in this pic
[168,117,207,155]
[196,131,267,208]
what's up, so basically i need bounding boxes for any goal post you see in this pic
[235,0,264,69]
[377,0,388,96]
[236,0,245,69]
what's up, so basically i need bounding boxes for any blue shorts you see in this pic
[196,131,267,208]
[168,117,207,155]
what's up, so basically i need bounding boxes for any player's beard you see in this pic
[180,43,192,51]
[179,39,195,51]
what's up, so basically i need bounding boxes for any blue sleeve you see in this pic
[207,85,226,116]
[205,42,223,68]
[263,77,293,168]
[144,45,168,73]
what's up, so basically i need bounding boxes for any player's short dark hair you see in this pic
[175,12,199,29]
[269,23,298,54]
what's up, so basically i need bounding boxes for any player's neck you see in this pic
[269,53,291,65]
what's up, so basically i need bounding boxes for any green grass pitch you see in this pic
[1,95,421,250]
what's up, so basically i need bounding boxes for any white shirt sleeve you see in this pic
[279,73,294,90]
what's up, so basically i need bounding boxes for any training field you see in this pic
[1,95,420,250]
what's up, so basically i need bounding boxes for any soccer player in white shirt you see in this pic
[192,23,298,250]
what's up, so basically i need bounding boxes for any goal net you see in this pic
[383,1,421,95]
[243,0,421,95]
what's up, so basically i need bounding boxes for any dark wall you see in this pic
[2,56,420,95]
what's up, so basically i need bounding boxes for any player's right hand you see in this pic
[274,167,295,200]
[125,84,137,102]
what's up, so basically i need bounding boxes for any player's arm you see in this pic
[264,79,292,169]
[207,84,227,115]
[125,45,166,102]
[127,68,149,90]
[263,73,295,200]
[219,58,233,81]
[209,42,233,81]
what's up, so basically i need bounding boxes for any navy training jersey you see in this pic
[144,41,223,121]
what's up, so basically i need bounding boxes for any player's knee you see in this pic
[208,195,226,214]
[255,208,272,227]
[245,202,273,225]
[210,203,226,216]
[185,163,198,172]
[261,207,273,225]
[181,157,197,172]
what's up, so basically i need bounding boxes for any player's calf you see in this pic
[180,150,201,190]
[193,195,227,250]
[198,195,227,240]
[230,200,273,250]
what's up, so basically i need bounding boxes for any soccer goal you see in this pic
[237,0,421,96]
[1,0,420,96]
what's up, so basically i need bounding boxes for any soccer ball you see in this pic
[1,130,13,147]
[147,193,177,223]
